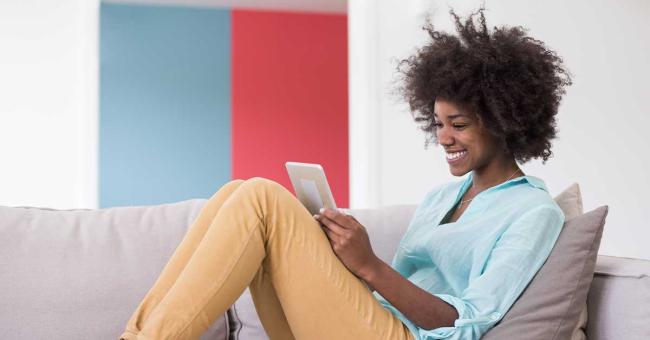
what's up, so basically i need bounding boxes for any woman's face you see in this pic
[433,99,502,176]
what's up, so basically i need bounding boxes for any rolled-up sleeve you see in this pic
[418,205,564,340]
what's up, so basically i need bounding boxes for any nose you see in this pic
[436,125,454,147]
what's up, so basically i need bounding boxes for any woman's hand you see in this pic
[314,208,380,280]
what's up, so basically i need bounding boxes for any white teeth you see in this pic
[446,151,467,160]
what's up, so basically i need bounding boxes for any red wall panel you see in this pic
[231,10,348,207]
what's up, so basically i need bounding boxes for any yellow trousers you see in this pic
[119,177,414,340]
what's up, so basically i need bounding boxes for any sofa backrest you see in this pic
[0,199,228,340]
[2,199,649,340]
[586,255,650,339]
[339,205,418,264]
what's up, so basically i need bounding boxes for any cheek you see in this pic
[471,129,496,153]
[474,139,501,160]
[462,135,490,162]
[458,133,478,151]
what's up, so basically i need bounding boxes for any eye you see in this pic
[432,122,443,129]
[453,124,467,130]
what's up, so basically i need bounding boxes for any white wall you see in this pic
[349,0,650,260]
[0,0,99,209]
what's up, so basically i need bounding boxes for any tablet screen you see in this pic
[300,178,325,210]
[285,161,337,215]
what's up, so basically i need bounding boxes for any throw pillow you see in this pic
[554,182,584,220]
[551,183,588,339]
[482,205,609,340]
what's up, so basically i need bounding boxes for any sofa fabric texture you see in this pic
[586,255,650,340]
[0,199,228,340]
[1,190,648,339]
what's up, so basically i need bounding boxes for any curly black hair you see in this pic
[398,8,572,164]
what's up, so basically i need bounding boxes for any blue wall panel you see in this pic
[100,4,231,208]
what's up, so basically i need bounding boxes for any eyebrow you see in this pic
[433,113,467,119]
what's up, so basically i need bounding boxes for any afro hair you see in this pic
[398,7,572,163]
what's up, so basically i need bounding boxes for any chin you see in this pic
[449,166,471,177]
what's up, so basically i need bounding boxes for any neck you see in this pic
[470,155,522,193]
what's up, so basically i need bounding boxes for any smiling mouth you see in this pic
[446,150,467,164]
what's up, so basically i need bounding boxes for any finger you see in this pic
[319,221,341,244]
[347,214,359,222]
[315,213,347,237]
[320,208,356,229]
[316,214,346,237]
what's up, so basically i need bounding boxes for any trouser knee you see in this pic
[243,177,287,193]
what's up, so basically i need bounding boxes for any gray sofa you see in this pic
[1,199,649,339]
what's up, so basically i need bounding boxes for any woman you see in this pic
[120,8,571,340]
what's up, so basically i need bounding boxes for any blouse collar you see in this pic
[465,171,548,193]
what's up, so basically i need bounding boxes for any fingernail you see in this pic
[319,208,325,213]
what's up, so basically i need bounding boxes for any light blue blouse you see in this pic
[373,171,565,339]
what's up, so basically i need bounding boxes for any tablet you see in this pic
[285,162,338,215]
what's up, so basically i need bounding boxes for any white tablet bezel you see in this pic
[285,161,338,215]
